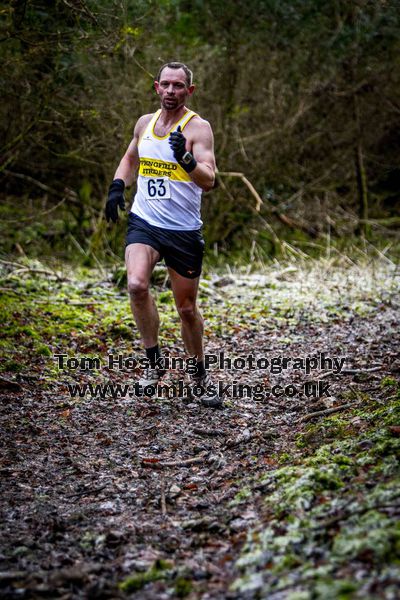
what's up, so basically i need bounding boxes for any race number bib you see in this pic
[145,177,171,200]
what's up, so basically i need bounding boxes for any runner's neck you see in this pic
[156,106,189,134]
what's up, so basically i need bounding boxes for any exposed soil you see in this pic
[0,261,399,598]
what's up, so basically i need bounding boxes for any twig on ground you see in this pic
[318,366,382,379]
[318,371,335,379]
[136,424,158,433]
[0,572,30,582]
[67,484,108,500]
[0,376,23,392]
[300,403,354,422]
[159,453,208,468]
[0,260,69,282]
[192,427,225,437]
[340,367,382,374]
[225,429,258,448]
[160,477,167,516]
[0,259,27,269]
[68,301,103,306]
[141,451,208,469]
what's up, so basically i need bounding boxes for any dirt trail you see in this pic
[0,262,399,598]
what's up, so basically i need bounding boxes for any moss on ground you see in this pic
[118,559,174,592]
[232,393,400,598]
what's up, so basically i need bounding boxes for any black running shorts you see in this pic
[126,213,205,279]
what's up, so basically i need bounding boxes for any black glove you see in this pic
[168,125,197,173]
[105,178,125,223]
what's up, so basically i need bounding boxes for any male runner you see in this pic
[105,62,221,408]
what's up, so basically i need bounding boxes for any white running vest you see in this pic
[131,109,203,230]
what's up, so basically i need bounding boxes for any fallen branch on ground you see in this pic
[0,260,69,282]
[225,430,258,448]
[300,403,354,422]
[0,377,23,392]
[340,367,382,374]
[141,451,208,469]
[192,427,225,437]
[160,477,167,516]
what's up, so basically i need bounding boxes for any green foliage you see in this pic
[230,486,252,506]
[381,376,398,388]
[0,267,137,374]
[174,576,193,598]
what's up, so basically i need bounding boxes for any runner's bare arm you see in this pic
[188,120,216,192]
[113,115,152,187]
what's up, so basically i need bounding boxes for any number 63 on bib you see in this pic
[145,178,171,201]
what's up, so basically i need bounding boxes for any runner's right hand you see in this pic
[105,179,126,223]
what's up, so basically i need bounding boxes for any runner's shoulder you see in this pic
[185,114,213,136]
[134,113,155,137]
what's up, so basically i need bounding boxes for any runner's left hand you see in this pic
[168,125,187,161]
[169,126,197,172]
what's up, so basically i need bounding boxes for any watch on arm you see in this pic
[168,126,197,173]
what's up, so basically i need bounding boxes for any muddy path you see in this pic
[0,261,399,598]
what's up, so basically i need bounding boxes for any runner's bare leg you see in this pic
[125,243,161,348]
[168,268,204,360]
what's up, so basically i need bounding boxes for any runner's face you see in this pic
[155,67,194,111]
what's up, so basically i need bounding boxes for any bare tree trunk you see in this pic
[353,94,369,237]
[354,140,369,236]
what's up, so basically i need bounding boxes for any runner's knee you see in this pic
[128,278,149,300]
[177,302,197,322]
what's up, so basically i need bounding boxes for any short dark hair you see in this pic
[156,62,193,87]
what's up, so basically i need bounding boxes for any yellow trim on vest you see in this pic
[138,111,160,145]
[152,110,198,140]
[180,111,198,131]
[139,157,192,182]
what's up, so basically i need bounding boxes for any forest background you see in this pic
[1,0,400,266]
